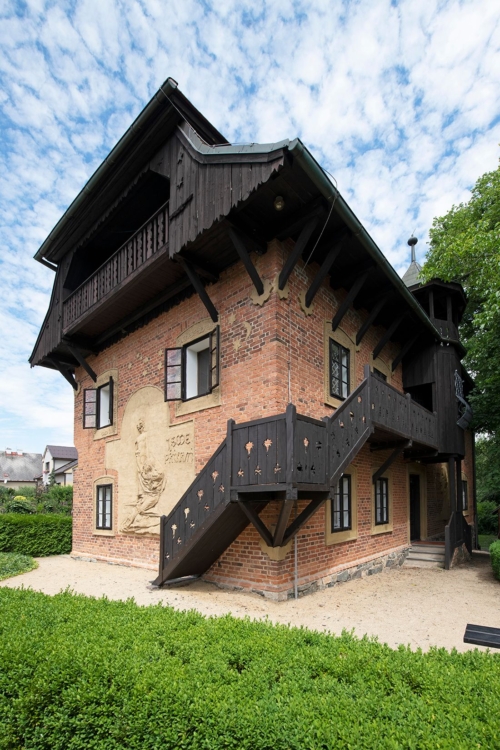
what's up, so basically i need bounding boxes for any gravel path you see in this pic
[2,552,499,652]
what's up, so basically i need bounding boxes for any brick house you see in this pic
[30,78,475,598]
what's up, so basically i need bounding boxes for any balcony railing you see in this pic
[63,200,169,330]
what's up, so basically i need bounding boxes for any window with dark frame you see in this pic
[462,480,468,511]
[165,327,219,402]
[373,367,387,381]
[329,339,350,399]
[96,484,112,530]
[83,377,114,429]
[332,474,351,532]
[375,477,389,525]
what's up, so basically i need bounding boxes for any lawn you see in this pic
[1,587,499,749]
[0,551,37,581]
[479,534,498,550]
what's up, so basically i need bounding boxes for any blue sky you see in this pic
[1,0,499,453]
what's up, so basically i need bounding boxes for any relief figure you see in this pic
[120,419,165,534]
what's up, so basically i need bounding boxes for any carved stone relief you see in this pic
[105,386,195,535]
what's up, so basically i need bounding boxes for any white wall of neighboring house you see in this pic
[42,448,76,486]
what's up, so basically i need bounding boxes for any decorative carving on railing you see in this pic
[63,200,169,329]
[328,379,371,485]
[454,370,473,430]
[431,317,459,341]
[294,415,328,485]
[231,415,287,487]
[160,438,227,569]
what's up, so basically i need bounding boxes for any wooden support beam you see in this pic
[178,253,218,283]
[48,357,78,390]
[228,227,264,295]
[282,494,328,545]
[177,257,219,323]
[304,232,347,308]
[373,314,406,360]
[237,500,273,547]
[272,499,294,547]
[391,332,420,372]
[332,271,369,332]
[278,217,319,290]
[372,441,411,484]
[65,342,97,382]
[356,299,386,345]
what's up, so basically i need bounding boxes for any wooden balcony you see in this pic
[430,316,459,342]
[63,200,170,335]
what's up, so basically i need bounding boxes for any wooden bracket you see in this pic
[48,357,78,390]
[391,332,419,372]
[278,216,319,290]
[176,257,219,323]
[304,232,347,308]
[332,271,369,332]
[356,299,386,345]
[65,342,97,382]
[373,314,406,360]
[228,227,264,295]
[282,493,329,545]
[372,441,411,483]
[272,499,295,547]
[237,500,273,547]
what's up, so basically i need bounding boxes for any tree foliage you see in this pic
[422,161,500,435]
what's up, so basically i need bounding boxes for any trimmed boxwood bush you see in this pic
[0,552,37,580]
[0,514,71,556]
[1,588,500,750]
[490,540,500,581]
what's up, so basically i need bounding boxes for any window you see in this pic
[373,368,387,381]
[329,339,350,400]
[375,477,389,525]
[96,484,112,530]
[165,327,219,402]
[462,480,468,511]
[332,475,351,532]
[83,378,114,429]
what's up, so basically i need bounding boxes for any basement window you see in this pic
[83,378,114,429]
[165,328,219,402]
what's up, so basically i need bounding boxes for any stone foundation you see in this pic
[205,547,409,601]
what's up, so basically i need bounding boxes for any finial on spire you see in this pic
[408,235,418,263]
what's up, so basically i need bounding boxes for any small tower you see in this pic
[402,236,422,289]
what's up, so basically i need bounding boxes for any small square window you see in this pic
[375,477,389,525]
[332,475,351,532]
[165,327,219,402]
[330,340,350,400]
[83,377,114,429]
[96,484,112,530]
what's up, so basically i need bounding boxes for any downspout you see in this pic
[472,431,478,549]
[294,501,298,600]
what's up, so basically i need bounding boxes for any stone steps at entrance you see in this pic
[404,542,445,569]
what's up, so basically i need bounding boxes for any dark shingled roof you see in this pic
[0,452,42,483]
[46,445,78,460]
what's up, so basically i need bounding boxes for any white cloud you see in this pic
[0,0,499,450]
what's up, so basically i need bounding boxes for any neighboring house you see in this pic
[41,445,78,486]
[0,449,42,491]
[30,78,475,597]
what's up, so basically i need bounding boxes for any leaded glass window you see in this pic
[329,340,350,399]
[96,484,112,530]
[375,477,389,525]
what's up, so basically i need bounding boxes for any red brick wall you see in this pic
[72,238,462,588]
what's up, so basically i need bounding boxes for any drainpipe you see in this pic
[294,501,298,599]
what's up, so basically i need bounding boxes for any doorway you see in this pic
[409,474,421,541]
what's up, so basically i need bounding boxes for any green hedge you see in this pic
[1,588,500,750]
[490,540,500,581]
[0,514,72,556]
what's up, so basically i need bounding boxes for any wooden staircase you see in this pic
[154,369,439,587]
